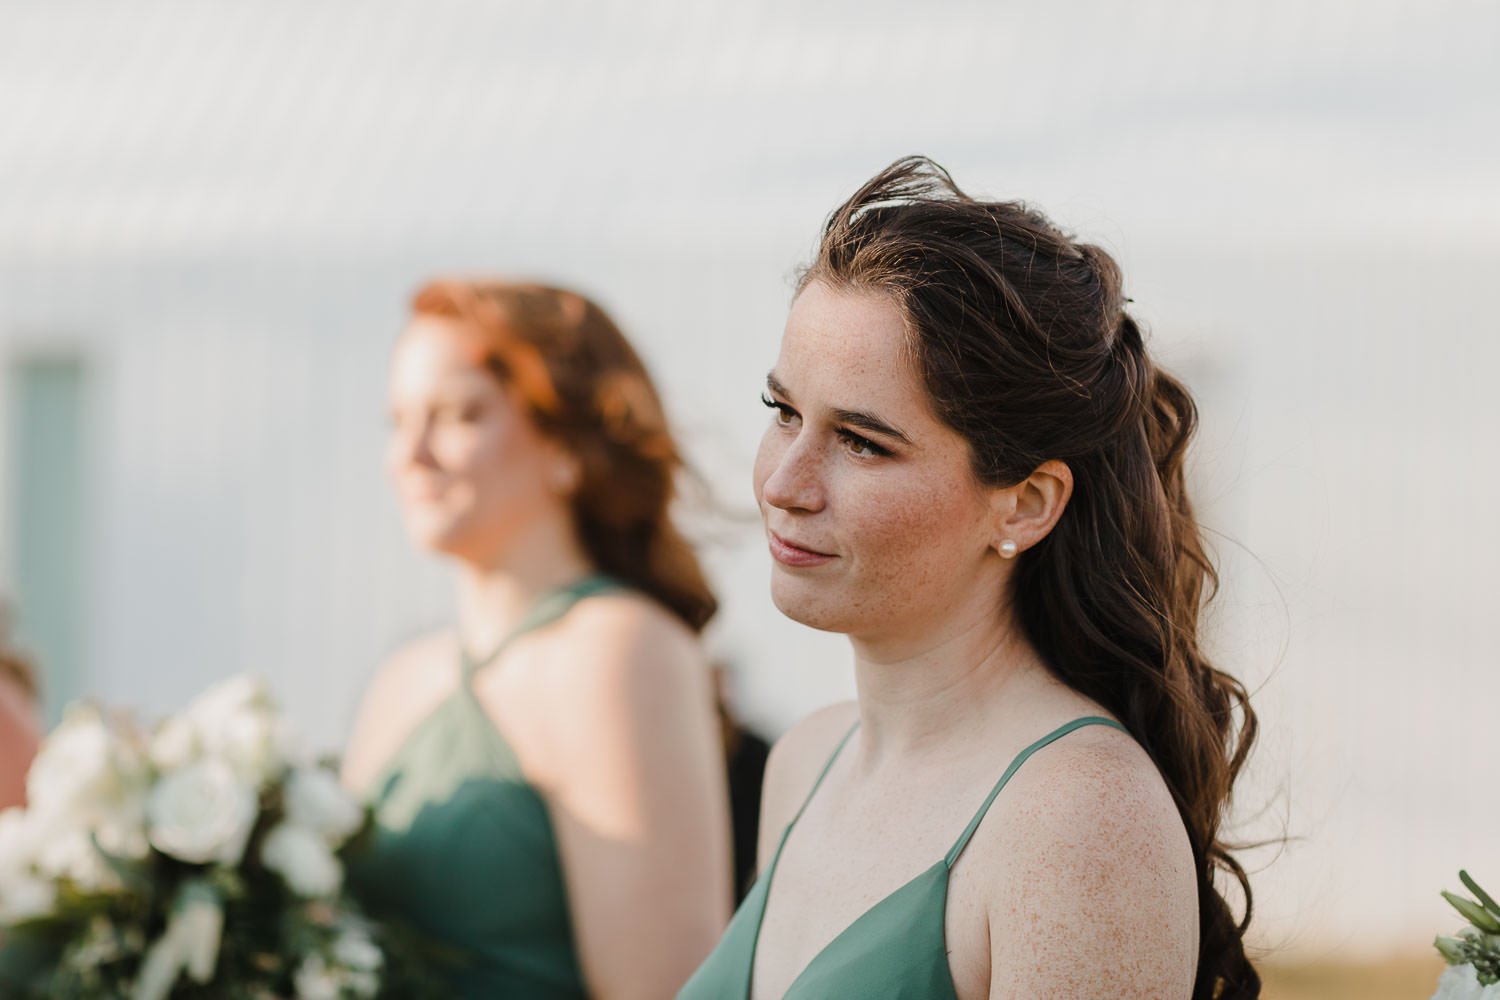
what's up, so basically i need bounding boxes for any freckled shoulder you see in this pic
[958,725,1199,997]
[984,723,1187,859]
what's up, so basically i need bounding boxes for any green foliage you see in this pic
[1437,871,1500,986]
[2,882,452,999]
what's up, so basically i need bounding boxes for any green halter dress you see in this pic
[677,715,1128,1000]
[346,576,621,999]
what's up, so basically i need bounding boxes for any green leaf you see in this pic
[1461,871,1500,921]
[0,923,66,997]
[207,865,247,900]
[1444,890,1500,933]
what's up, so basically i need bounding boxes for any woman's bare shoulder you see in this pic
[561,588,697,643]
[365,629,458,700]
[980,723,1192,877]
[964,724,1199,996]
[342,629,457,792]
[522,590,703,695]
[757,702,860,854]
[483,592,713,778]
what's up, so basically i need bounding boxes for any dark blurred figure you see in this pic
[713,663,770,899]
[0,605,39,810]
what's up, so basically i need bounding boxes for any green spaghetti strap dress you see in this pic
[677,716,1129,1000]
[346,575,621,999]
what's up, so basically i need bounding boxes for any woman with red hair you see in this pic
[343,281,731,999]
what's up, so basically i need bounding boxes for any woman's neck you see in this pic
[454,512,595,655]
[847,596,1061,767]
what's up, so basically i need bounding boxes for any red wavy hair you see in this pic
[409,279,717,632]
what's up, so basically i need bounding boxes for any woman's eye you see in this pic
[437,404,482,423]
[839,430,889,458]
[761,394,797,427]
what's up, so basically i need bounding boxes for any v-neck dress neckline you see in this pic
[676,716,1129,1000]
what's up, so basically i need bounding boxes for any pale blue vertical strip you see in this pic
[9,358,86,725]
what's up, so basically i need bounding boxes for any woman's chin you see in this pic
[403,515,477,559]
[769,575,849,634]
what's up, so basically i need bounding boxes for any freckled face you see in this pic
[386,317,566,563]
[752,280,1000,640]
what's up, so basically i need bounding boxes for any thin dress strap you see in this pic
[460,574,620,682]
[944,715,1128,869]
[789,720,860,830]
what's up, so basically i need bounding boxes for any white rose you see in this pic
[23,705,151,875]
[261,823,342,898]
[33,828,117,891]
[89,791,151,865]
[26,704,139,817]
[0,808,56,921]
[149,714,201,771]
[0,807,39,878]
[186,674,269,725]
[284,767,364,847]
[219,712,283,785]
[0,872,56,922]
[348,969,379,999]
[186,675,299,784]
[147,758,258,865]
[0,807,103,899]
[332,926,383,974]
[18,797,145,896]
[293,954,343,1000]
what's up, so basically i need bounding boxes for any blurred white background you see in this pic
[1,0,1495,964]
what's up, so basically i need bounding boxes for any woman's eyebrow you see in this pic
[766,372,913,446]
[830,407,912,446]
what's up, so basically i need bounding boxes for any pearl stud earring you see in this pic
[999,539,1019,559]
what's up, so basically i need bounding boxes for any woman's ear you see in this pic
[548,452,582,497]
[537,431,583,498]
[989,460,1073,558]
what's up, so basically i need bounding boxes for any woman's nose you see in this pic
[760,433,825,514]
[394,419,439,470]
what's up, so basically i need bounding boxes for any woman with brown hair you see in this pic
[680,158,1258,999]
[342,281,731,998]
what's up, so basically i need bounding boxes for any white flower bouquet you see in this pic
[1432,871,1500,1000]
[0,676,446,999]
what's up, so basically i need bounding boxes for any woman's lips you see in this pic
[400,478,448,504]
[768,530,836,568]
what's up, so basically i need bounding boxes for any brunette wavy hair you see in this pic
[409,279,717,632]
[801,158,1259,999]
